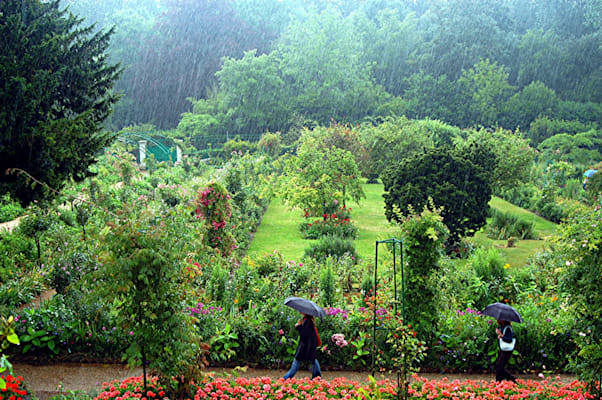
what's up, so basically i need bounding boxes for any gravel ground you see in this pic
[12,362,578,400]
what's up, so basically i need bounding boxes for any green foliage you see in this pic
[319,257,339,307]
[528,116,598,147]
[303,235,358,262]
[538,129,602,166]
[359,116,439,181]
[0,230,36,283]
[557,205,602,384]
[487,209,537,240]
[209,323,239,363]
[0,0,120,206]
[382,146,491,245]
[97,207,203,395]
[49,251,96,294]
[206,262,229,303]
[455,128,535,193]
[194,181,236,257]
[0,315,19,390]
[377,314,426,395]
[398,201,449,338]
[457,59,515,127]
[281,128,365,217]
[299,206,358,240]
[0,194,24,223]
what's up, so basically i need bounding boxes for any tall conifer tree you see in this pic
[0,0,121,205]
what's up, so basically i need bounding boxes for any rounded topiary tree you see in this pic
[382,146,491,246]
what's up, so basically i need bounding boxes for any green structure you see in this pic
[118,132,179,164]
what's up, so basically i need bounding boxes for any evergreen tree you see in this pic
[382,146,491,246]
[0,0,121,206]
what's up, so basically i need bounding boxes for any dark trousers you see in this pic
[496,350,516,382]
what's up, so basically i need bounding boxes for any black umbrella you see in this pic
[284,296,326,318]
[481,302,523,323]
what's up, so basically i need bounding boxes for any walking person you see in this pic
[283,313,322,379]
[495,319,517,382]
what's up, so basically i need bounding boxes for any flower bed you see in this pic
[94,375,595,400]
[1,374,28,400]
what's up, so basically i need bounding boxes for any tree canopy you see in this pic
[382,146,491,245]
[0,0,120,206]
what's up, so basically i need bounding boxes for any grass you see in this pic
[248,183,396,262]
[248,188,557,268]
[473,196,557,268]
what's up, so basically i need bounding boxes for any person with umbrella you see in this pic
[481,302,522,383]
[283,297,324,379]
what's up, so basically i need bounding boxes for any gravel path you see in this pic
[12,362,578,400]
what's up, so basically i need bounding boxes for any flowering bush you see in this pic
[194,182,236,257]
[300,207,358,240]
[94,375,596,400]
[0,375,28,400]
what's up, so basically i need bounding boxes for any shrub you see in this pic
[0,231,36,283]
[206,262,229,304]
[254,251,285,277]
[49,251,96,294]
[299,207,358,240]
[319,257,340,307]
[487,209,537,240]
[303,235,358,262]
[0,194,24,223]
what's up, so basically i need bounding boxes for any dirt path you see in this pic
[12,362,578,400]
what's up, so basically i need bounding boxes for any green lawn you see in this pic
[248,183,396,261]
[248,188,557,268]
[474,196,557,268]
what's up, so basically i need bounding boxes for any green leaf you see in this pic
[7,333,19,345]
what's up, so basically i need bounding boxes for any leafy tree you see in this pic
[97,207,205,397]
[277,7,386,125]
[280,128,365,217]
[402,72,460,124]
[457,59,516,128]
[382,146,491,245]
[454,128,535,192]
[558,205,602,394]
[360,116,437,182]
[0,0,121,206]
[538,129,602,166]
[215,50,291,139]
[415,0,514,82]
[357,9,421,96]
[501,81,559,131]
[124,0,271,128]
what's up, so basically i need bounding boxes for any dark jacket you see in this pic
[499,323,515,350]
[294,317,318,361]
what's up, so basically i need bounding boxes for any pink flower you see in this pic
[278,329,284,335]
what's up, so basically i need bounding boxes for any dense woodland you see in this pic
[61,0,601,142]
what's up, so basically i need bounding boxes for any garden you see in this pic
[1,120,601,399]
[1,0,602,399]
